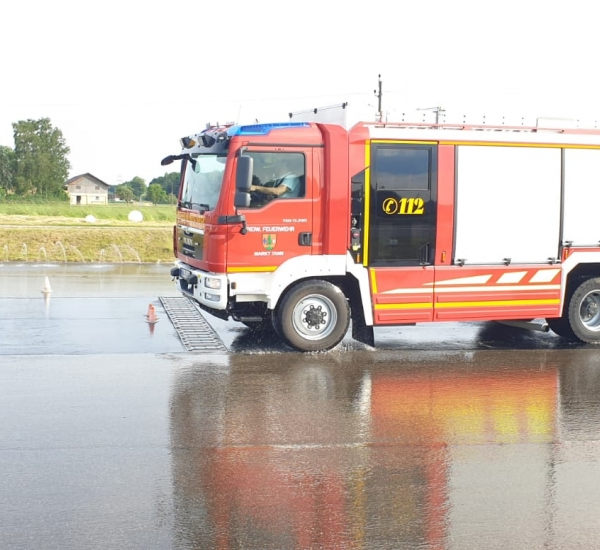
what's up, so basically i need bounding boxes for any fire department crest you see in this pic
[262,233,277,251]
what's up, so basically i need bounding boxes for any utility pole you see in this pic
[374,74,383,121]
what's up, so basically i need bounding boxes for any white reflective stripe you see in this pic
[381,288,433,294]
[497,271,527,284]
[530,268,561,283]
[382,284,560,295]
[426,274,492,286]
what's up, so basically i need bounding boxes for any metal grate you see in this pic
[159,296,227,352]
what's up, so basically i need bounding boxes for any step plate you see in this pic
[159,296,227,352]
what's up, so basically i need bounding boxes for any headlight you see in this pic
[204,277,221,290]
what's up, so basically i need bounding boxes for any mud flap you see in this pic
[351,304,375,347]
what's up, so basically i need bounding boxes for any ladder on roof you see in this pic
[363,120,600,135]
[375,110,600,133]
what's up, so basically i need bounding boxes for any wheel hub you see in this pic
[579,290,600,332]
[303,305,328,330]
[291,294,338,341]
[583,300,599,321]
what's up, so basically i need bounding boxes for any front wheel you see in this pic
[242,317,273,333]
[568,277,600,344]
[275,280,350,352]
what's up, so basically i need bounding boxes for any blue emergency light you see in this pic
[228,122,310,136]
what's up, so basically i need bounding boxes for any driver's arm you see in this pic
[250,183,289,197]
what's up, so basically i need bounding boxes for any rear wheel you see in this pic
[568,278,600,344]
[546,316,576,339]
[546,276,581,340]
[275,280,350,352]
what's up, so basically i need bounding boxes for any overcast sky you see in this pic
[2,0,600,186]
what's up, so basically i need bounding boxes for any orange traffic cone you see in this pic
[145,303,159,324]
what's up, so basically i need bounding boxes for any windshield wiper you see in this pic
[181,202,210,213]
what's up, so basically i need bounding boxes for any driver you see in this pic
[250,155,301,199]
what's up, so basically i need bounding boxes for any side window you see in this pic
[246,152,306,208]
[375,147,431,191]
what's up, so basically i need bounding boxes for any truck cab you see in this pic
[166,122,361,351]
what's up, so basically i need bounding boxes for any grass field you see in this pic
[0,203,176,224]
[0,203,176,263]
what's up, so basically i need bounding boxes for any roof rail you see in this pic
[361,121,600,135]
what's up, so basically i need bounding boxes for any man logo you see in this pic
[263,234,277,251]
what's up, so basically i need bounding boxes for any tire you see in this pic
[567,277,600,344]
[242,317,273,333]
[545,276,581,340]
[275,280,350,352]
[546,316,576,339]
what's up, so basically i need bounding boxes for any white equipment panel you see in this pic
[563,149,600,246]
[454,146,562,264]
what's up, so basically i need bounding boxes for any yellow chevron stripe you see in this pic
[372,139,437,145]
[369,269,378,294]
[436,299,560,308]
[363,142,371,266]
[227,266,277,273]
[440,141,600,150]
[375,303,433,309]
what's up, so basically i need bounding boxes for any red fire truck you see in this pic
[164,118,600,351]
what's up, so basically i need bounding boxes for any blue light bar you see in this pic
[228,122,310,136]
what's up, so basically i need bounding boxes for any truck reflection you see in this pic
[170,352,562,549]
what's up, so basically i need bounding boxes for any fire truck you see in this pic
[164,115,600,352]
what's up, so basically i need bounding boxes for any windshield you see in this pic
[180,154,226,212]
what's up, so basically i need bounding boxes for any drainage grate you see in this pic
[159,296,227,352]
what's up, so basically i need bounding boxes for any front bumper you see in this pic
[171,261,228,311]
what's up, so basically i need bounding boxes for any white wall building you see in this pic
[65,173,109,205]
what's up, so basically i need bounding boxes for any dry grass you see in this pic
[0,226,174,263]
[0,203,177,263]
[0,214,171,227]
[0,203,175,222]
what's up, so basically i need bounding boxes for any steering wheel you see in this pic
[250,190,273,207]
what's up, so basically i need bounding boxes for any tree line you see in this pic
[0,117,180,204]
[112,173,180,204]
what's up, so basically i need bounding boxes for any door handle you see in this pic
[298,232,312,246]
[419,243,431,266]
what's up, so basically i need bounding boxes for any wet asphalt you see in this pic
[1,263,600,549]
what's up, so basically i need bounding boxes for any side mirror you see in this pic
[234,191,251,208]
[161,155,175,166]
[236,156,253,191]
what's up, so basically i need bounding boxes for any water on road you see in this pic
[1,263,599,549]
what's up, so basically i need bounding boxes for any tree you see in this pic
[149,172,180,198]
[147,183,168,204]
[116,184,134,203]
[122,176,147,200]
[0,145,15,196]
[12,118,71,198]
